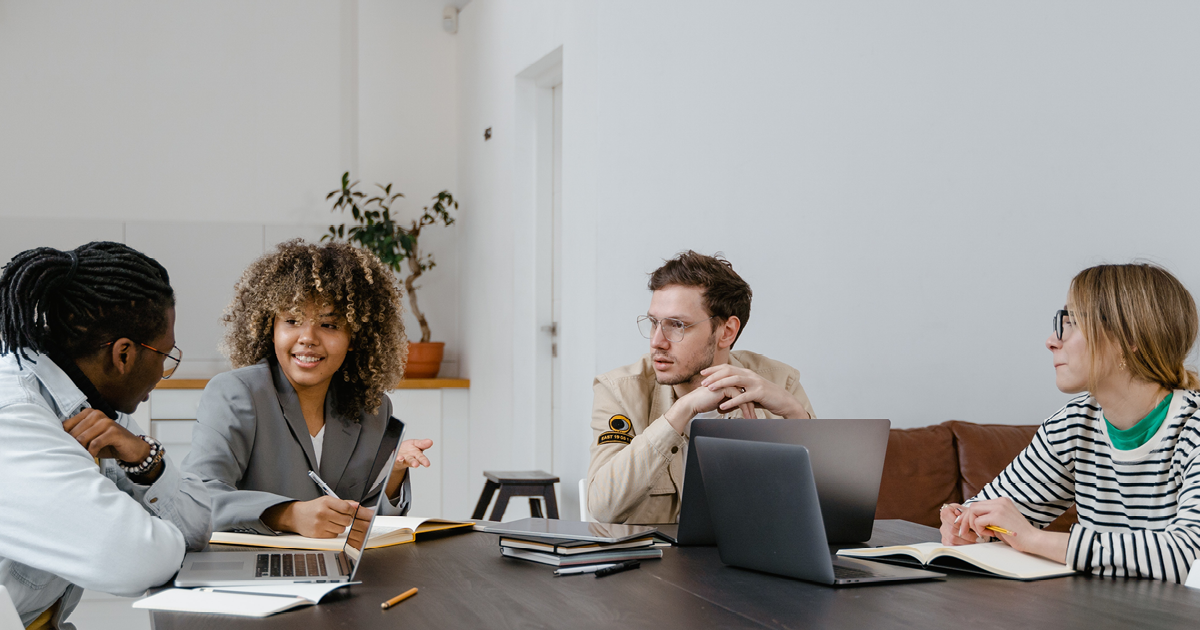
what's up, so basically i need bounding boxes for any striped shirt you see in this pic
[971,389,1200,583]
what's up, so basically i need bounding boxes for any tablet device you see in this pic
[477,518,657,543]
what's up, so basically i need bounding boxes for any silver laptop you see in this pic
[678,418,890,546]
[174,420,403,587]
[694,436,945,586]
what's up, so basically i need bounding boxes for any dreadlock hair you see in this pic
[0,242,175,365]
[222,240,407,418]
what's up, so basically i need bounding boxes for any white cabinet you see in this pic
[142,382,470,519]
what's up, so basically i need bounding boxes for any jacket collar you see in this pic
[14,351,90,421]
[268,358,362,489]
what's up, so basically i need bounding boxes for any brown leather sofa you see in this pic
[876,420,1077,532]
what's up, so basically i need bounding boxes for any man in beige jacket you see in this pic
[587,251,816,525]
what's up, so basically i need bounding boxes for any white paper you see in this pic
[1186,560,1200,589]
[200,582,356,602]
[133,589,308,617]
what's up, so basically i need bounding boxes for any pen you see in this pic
[594,560,641,578]
[381,587,418,609]
[200,589,301,599]
[308,470,341,499]
[553,563,618,576]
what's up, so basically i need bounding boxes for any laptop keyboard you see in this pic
[255,552,327,578]
[833,565,878,579]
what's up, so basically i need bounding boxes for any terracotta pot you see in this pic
[404,342,445,379]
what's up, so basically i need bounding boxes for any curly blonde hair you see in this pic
[222,240,407,417]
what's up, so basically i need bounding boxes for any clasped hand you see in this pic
[698,365,808,419]
[939,498,1031,548]
[63,408,150,463]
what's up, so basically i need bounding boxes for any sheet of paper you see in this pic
[200,582,356,602]
[133,589,307,617]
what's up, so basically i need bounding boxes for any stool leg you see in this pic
[529,497,543,518]
[542,486,560,519]
[472,480,499,520]
[491,485,518,521]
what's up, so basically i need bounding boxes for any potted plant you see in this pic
[324,172,459,378]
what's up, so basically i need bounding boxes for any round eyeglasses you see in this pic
[637,315,717,343]
[101,341,183,379]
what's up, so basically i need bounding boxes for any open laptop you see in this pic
[693,436,944,586]
[677,418,889,545]
[174,419,404,587]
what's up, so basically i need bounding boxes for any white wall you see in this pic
[455,0,1200,520]
[0,0,462,377]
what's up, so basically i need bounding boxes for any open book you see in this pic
[134,583,352,617]
[837,542,1075,580]
[210,516,473,551]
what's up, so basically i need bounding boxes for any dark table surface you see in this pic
[151,520,1200,630]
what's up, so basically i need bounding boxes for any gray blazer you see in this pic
[181,359,408,534]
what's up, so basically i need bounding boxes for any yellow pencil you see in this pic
[381,587,418,610]
[986,525,1015,536]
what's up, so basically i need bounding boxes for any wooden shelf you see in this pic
[154,377,469,390]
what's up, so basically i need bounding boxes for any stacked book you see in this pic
[498,535,663,567]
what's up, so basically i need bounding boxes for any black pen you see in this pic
[594,560,641,578]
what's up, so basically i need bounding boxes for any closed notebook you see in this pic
[836,542,1075,580]
[133,583,352,617]
[499,535,656,555]
[500,546,663,567]
[210,516,473,551]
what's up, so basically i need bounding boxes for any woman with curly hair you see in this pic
[182,240,433,536]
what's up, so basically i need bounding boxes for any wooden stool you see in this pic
[472,470,560,520]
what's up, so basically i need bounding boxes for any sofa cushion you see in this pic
[876,423,961,527]
[949,420,1077,532]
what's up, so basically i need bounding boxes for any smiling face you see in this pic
[273,300,352,395]
[647,285,722,386]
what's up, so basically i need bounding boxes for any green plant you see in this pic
[324,172,458,343]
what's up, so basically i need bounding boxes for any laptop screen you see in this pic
[340,418,404,579]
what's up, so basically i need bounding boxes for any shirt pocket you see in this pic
[9,561,61,590]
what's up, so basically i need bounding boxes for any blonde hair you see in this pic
[1068,263,1199,392]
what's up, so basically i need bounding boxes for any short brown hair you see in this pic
[648,251,752,345]
[222,240,408,417]
[1068,263,1199,391]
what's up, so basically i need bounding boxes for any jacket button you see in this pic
[149,497,158,504]
[670,446,679,454]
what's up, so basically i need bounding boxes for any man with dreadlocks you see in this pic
[0,242,212,630]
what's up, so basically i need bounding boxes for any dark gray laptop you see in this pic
[678,418,889,545]
[694,436,944,586]
[174,418,404,587]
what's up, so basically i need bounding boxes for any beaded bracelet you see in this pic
[119,435,165,477]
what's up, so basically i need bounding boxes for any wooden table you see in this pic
[151,520,1200,629]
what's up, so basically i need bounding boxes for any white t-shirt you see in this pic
[311,424,326,473]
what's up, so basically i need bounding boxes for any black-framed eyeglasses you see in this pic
[1052,309,1074,341]
[101,341,183,379]
[637,315,718,343]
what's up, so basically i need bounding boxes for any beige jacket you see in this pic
[586,350,815,524]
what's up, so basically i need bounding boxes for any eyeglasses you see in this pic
[1052,309,1075,341]
[101,341,183,379]
[637,315,718,343]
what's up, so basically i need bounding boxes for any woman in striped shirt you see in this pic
[941,263,1200,582]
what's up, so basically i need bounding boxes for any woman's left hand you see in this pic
[393,439,434,472]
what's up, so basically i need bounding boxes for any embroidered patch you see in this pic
[608,414,633,433]
[598,431,633,445]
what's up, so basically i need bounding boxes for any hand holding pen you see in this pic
[260,470,359,538]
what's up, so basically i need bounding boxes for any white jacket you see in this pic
[0,352,212,628]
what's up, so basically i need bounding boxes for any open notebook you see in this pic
[210,516,473,551]
[836,541,1075,580]
[134,583,352,618]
